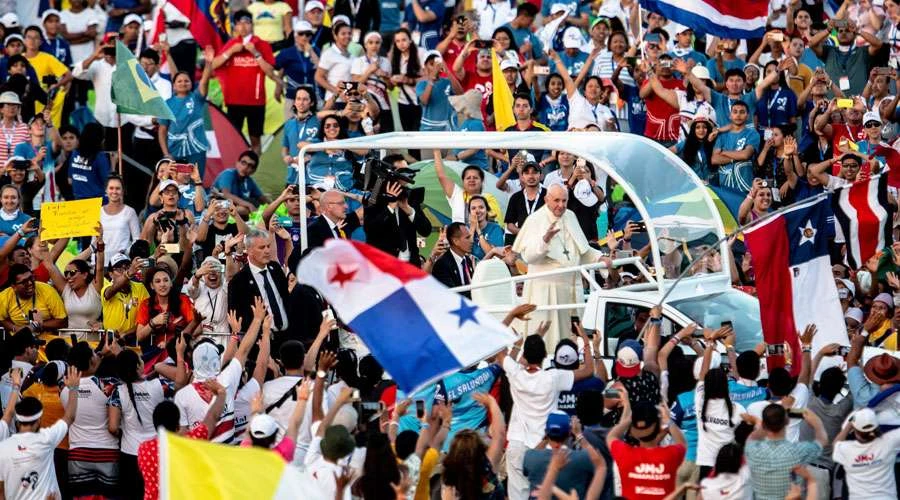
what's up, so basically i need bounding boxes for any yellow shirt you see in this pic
[246,1,293,43]
[0,282,67,328]
[101,280,149,334]
[24,52,69,127]
[414,447,440,500]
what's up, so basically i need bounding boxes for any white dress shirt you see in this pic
[124,72,173,140]
[73,58,117,127]
[248,261,289,330]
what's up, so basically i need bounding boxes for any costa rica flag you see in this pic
[640,0,768,40]
[832,173,892,270]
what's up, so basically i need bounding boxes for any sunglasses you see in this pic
[865,121,881,128]
[297,32,313,37]
[64,270,80,278]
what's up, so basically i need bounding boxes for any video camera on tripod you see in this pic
[361,152,425,207]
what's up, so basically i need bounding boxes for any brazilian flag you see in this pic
[110,41,175,121]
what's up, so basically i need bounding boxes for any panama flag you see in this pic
[744,197,847,375]
[639,0,768,40]
[832,173,891,270]
[297,240,518,393]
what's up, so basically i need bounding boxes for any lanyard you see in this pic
[524,189,540,215]
[348,0,362,16]
[766,89,782,125]
[207,290,220,321]
[15,294,36,321]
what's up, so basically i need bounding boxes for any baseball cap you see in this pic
[545,411,571,439]
[424,49,442,63]
[4,34,24,46]
[110,253,132,268]
[590,17,610,31]
[249,414,280,438]
[631,401,660,431]
[554,339,579,370]
[122,13,143,27]
[158,179,179,193]
[845,307,864,324]
[691,65,711,80]
[550,3,568,15]
[562,27,583,49]
[0,91,22,106]
[0,13,20,29]
[293,19,314,33]
[573,179,599,206]
[41,9,62,23]
[850,408,879,433]
[500,58,519,71]
[615,339,642,378]
[305,0,326,12]
[863,111,883,125]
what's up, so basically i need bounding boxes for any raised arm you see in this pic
[642,306,663,376]
[432,150,456,198]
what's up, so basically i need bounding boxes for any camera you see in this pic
[154,211,178,232]
[341,81,358,92]
[658,59,672,69]
[360,152,424,207]
[11,159,29,171]
[837,345,850,356]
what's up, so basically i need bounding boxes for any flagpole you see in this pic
[117,113,123,175]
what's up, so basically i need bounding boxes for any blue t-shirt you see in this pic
[536,94,569,132]
[404,0,445,50]
[453,118,489,171]
[669,49,708,68]
[435,364,501,451]
[162,89,210,159]
[472,222,504,260]
[397,384,438,434]
[755,87,797,128]
[178,183,207,217]
[671,390,699,461]
[559,50,589,77]
[105,0,140,32]
[705,57,746,84]
[714,126,759,193]
[274,47,317,99]
[68,150,109,200]
[380,0,403,32]
[212,169,264,202]
[620,84,646,135]
[727,380,768,407]
[40,38,72,67]
[306,152,355,191]
[416,78,453,130]
[710,90,757,128]
[0,210,31,236]
[504,24,544,60]
[557,375,605,416]
[14,140,54,173]
[282,115,321,184]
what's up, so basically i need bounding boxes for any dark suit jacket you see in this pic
[287,213,361,272]
[228,261,289,332]
[431,251,472,298]
[363,201,431,266]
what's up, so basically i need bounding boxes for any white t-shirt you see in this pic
[62,285,102,331]
[263,375,314,465]
[100,205,141,265]
[694,381,747,466]
[0,420,69,500]
[350,55,391,110]
[111,380,168,455]
[699,464,752,500]
[502,356,574,447]
[748,384,810,443]
[675,91,716,140]
[174,358,243,444]
[568,89,616,130]
[542,169,570,188]
[0,360,33,410]
[61,376,119,450]
[232,378,260,442]
[832,428,900,500]
[303,421,366,499]
[318,45,353,100]
[59,9,100,63]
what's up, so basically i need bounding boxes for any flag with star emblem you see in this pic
[745,197,846,376]
[831,173,891,270]
[296,240,518,393]
[110,41,175,121]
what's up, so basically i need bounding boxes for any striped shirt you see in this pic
[0,121,30,168]
[591,51,635,87]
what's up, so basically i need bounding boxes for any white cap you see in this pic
[424,49,442,63]
[122,13,143,27]
[0,13,20,29]
[550,3,569,15]
[4,34,24,46]
[850,408,879,433]
[863,111,883,125]
[691,65,711,80]
[158,179,179,193]
[845,307,864,324]
[500,58,519,71]
[110,253,131,268]
[837,278,856,298]
[331,15,351,28]
[249,414,281,438]
[0,91,22,106]
[573,179,599,206]
[305,0,326,12]
[41,9,62,23]
[293,19,314,33]
[562,26,583,49]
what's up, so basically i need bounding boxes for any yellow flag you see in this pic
[160,431,304,500]
[491,49,516,131]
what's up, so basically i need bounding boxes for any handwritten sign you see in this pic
[39,198,102,240]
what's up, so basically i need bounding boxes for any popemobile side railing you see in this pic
[449,256,649,315]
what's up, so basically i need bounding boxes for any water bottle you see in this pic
[596,204,609,239]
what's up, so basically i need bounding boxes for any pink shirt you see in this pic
[239,436,295,462]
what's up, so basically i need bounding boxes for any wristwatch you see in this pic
[316,370,327,379]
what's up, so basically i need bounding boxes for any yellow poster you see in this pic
[39,198,102,240]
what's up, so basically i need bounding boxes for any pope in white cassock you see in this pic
[512,184,605,350]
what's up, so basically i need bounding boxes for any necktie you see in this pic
[338,226,346,239]
[461,257,471,285]
[259,269,285,330]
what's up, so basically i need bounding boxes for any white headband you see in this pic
[15,410,42,423]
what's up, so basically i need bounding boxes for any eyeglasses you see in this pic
[865,122,881,128]
[64,270,79,278]
[14,275,34,286]
[240,159,258,168]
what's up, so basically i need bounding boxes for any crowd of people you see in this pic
[0,0,899,499]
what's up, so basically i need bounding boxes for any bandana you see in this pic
[192,342,222,381]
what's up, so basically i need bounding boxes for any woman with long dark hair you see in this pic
[673,115,717,183]
[306,115,358,192]
[756,60,797,130]
[535,73,569,131]
[694,365,746,478]
[699,443,751,499]
[44,253,103,331]
[109,347,183,499]
[389,28,425,135]
[354,432,402,499]
[442,429,505,500]
[135,266,195,350]
[67,122,109,200]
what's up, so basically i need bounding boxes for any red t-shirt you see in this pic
[136,294,195,346]
[642,78,684,142]
[216,36,276,106]
[830,122,866,174]
[137,424,209,500]
[610,440,686,499]
[442,39,468,76]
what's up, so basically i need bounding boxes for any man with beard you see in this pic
[810,16,881,96]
